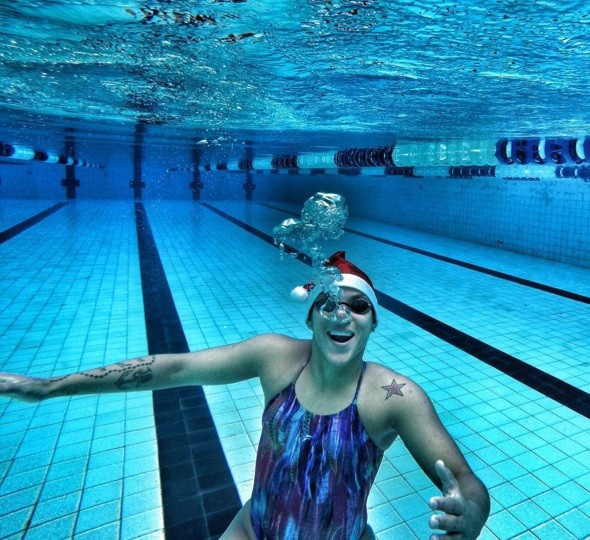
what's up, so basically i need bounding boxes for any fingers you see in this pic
[429,460,467,537]
[429,506,465,532]
[434,460,460,496]
[430,494,464,515]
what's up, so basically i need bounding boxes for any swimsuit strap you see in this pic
[293,355,312,385]
[352,361,367,404]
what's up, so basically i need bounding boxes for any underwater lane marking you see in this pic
[203,202,589,419]
[257,202,590,306]
[376,292,589,419]
[134,202,241,539]
[0,202,69,244]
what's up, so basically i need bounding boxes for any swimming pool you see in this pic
[1,1,589,539]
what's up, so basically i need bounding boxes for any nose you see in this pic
[334,303,352,325]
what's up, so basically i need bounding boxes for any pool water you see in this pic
[0,199,588,539]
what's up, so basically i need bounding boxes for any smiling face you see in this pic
[310,287,375,368]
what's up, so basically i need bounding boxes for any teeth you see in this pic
[328,331,353,343]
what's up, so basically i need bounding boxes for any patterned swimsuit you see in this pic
[250,360,384,539]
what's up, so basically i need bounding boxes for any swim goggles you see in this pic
[314,294,373,315]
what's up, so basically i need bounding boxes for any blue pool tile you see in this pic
[494,459,528,482]
[367,502,403,534]
[121,486,162,518]
[476,445,510,466]
[403,468,433,493]
[41,471,85,500]
[119,508,164,539]
[508,500,551,529]
[512,532,540,540]
[0,485,42,517]
[29,491,81,528]
[490,482,528,509]
[477,466,507,490]
[123,471,161,496]
[486,509,527,539]
[84,463,124,489]
[557,508,590,539]
[378,476,415,501]
[0,466,47,495]
[555,481,590,506]
[512,450,550,472]
[124,427,157,445]
[25,513,76,539]
[80,479,123,509]
[533,465,570,489]
[0,507,33,538]
[74,499,122,535]
[124,440,156,460]
[406,512,436,539]
[74,522,121,540]
[378,522,418,539]
[87,448,125,469]
[512,474,550,498]
[45,457,87,481]
[515,432,547,451]
[531,519,578,539]
[533,489,576,516]
[392,493,431,523]
[556,458,588,482]
[528,443,569,463]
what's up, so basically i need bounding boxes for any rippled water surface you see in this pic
[0,0,589,147]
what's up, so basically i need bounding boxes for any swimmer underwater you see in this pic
[0,251,490,540]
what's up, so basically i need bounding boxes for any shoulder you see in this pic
[250,334,311,402]
[360,362,432,424]
[246,333,310,359]
[226,333,306,359]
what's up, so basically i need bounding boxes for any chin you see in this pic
[323,340,364,365]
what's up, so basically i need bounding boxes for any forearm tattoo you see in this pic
[49,356,156,391]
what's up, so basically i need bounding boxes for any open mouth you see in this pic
[328,331,354,344]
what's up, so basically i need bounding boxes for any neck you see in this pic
[308,343,364,391]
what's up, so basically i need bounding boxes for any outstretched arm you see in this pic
[0,334,283,402]
[394,383,490,540]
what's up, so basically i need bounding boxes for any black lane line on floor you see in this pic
[134,202,241,540]
[259,202,590,306]
[0,202,69,244]
[203,202,590,419]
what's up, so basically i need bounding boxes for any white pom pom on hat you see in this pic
[290,282,315,302]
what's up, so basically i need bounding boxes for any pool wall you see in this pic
[1,142,588,267]
[280,173,590,268]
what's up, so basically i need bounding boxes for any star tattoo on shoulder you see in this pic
[381,378,406,400]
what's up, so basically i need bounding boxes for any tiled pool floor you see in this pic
[0,199,588,539]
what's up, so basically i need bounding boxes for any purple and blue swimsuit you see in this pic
[250,360,384,539]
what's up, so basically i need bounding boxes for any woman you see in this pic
[0,252,490,539]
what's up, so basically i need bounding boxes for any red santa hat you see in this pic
[292,251,379,324]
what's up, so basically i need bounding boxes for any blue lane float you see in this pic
[167,136,590,181]
[0,142,103,168]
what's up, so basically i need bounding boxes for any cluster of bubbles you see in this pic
[273,192,349,319]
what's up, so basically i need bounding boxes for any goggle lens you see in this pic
[315,295,372,315]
